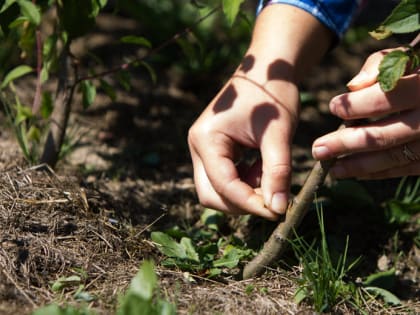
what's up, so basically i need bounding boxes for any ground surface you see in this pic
[0,2,419,314]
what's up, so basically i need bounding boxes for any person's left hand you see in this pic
[312,49,420,179]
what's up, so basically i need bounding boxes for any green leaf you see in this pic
[138,61,157,85]
[200,208,224,231]
[80,80,96,109]
[0,0,17,13]
[41,91,53,119]
[1,65,33,89]
[51,275,81,292]
[117,70,131,91]
[15,104,33,124]
[26,125,40,142]
[213,247,240,268]
[151,232,187,259]
[99,79,116,101]
[378,50,410,92]
[129,261,157,301]
[364,286,401,305]
[120,35,152,48]
[370,0,420,39]
[180,237,200,262]
[294,286,308,304]
[363,268,396,291]
[222,0,245,26]
[17,0,40,25]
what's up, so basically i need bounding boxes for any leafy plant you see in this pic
[117,260,176,315]
[370,0,420,91]
[385,177,420,224]
[151,208,253,277]
[0,0,248,167]
[32,261,176,315]
[291,207,360,313]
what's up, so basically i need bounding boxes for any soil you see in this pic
[0,2,419,314]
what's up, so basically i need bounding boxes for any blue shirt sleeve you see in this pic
[257,0,362,38]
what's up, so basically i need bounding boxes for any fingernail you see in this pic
[271,192,288,214]
[347,71,369,88]
[312,146,330,160]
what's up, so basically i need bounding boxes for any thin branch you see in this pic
[32,30,42,114]
[242,158,336,279]
[75,6,220,85]
[410,32,420,48]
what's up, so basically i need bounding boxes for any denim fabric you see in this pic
[257,0,363,37]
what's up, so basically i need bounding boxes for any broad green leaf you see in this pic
[8,16,26,29]
[151,231,187,259]
[1,65,33,89]
[0,0,17,13]
[120,35,152,48]
[370,0,420,39]
[378,50,410,92]
[200,208,224,231]
[222,0,245,26]
[17,0,40,25]
[213,248,240,268]
[51,275,81,292]
[129,261,157,300]
[180,237,200,262]
[364,286,401,305]
[207,268,221,277]
[80,80,96,109]
[363,268,396,291]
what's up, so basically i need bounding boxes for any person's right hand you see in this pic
[188,62,300,221]
[188,3,333,220]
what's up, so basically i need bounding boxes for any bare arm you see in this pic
[188,4,334,219]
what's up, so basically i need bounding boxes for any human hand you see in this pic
[312,49,420,179]
[188,60,300,220]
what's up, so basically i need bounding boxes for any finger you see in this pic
[347,50,386,91]
[357,161,420,179]
[191,139,279,220]
[259,121,293,215]
[330,140,420,178]
[312,109,420,160]
[330,74,420,120]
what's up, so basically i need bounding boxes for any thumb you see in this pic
[260,130,292,215]
[347,50,386,91]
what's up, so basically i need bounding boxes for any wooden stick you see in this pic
[242,158,336,279]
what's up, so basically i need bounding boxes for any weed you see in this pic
[151,208,253,277]
[32,261,176,315]
[291,206,360,313]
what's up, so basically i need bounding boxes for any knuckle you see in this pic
[265,163,292,179]
[357,127,394,148]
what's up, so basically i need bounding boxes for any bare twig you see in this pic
[242,158,336,279]
[32,30,42,114]
[40,43,75,167]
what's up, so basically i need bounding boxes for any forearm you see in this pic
[241,4,334,84]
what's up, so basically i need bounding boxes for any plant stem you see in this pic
[242,158,336,279]
[40,43,74,167]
